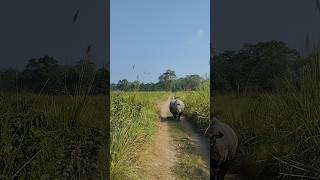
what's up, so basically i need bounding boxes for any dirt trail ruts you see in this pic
[138,97,177,180]
[139,97,211,179]
[179,116,210,167]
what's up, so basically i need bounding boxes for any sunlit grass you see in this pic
[176,80,210,133]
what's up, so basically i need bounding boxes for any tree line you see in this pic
[3,40,304,95]
[212,40,310,94]
[0,56,109,95]
[111,69,207,92]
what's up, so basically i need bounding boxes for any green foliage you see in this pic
[173,74,204,91]
[0,56,108,95]
[213,41,302,93]
[111,69,206,92]
[158,69,176,91]
[176,80,210,133]
[116,79,130,91]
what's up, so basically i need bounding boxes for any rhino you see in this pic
[169,97,185,120]
[211,117,238,180]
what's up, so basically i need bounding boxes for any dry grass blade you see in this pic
[11,149,42,179]
[280,173,320,179]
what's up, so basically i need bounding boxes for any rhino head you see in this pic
[175,100,184,114]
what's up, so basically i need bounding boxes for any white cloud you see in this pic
[196,29,204,39]
[188,29,205,45]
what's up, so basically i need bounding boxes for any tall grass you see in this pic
[0,95,107,179]
[273,52,320,179]
[214,53,320,179]
[176,80,210,133]
[110,91,168,179]
[0,64,107,179]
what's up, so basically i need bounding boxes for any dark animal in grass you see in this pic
[211,117,238,180]
[169,97,185,120]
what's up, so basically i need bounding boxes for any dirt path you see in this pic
[180,116,210,167]
[138,98,177,180]
[139,97,210,179]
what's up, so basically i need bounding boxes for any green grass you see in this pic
[110,91,169,179]
[214,53,320,179]
[176,80,210,133]
[0,93,107,179]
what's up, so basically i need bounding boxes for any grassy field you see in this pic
[0,83,209,179]
[0,92,108,179]
[214,55,320,179]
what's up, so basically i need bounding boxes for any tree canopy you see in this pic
[111,70,207,92]
[0,56,108,95]
[213,40,303,94]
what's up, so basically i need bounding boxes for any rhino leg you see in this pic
[217,161,230,180]
[173,114,177,120]
[212,169,219,180]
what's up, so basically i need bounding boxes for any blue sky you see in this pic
[110,0,209,83]
[213,0,320,54]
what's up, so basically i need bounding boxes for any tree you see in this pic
[213,41,300,93]
[93,67,108,95]
[22,56,62,93]
[116,79,130,91]
[0,68,20,91]
[184,75,204,90]
[0,55,111,95]
[131,80,140,91]
[240,41,299,91]
[158,69,176,91]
